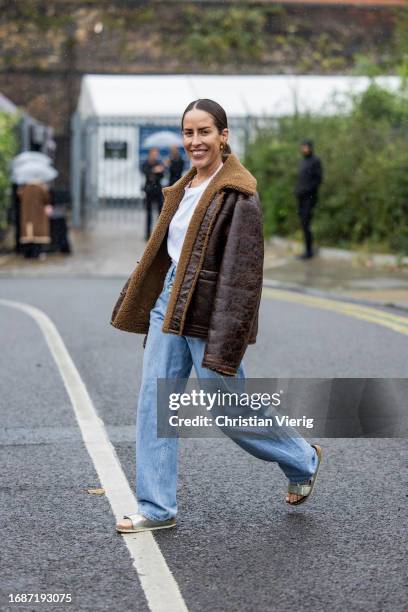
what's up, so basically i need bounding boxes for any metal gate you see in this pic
[71,113,253,228]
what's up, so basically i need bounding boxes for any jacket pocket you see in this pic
[199,269,218,281]
[185,269,218,328]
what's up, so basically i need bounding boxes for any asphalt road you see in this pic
[0,277,407,612]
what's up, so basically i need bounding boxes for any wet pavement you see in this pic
[1,213,407,612]
[264,240,408,310]
[1,211,408,310]
[2,276,407,612]
[0,212,147,279]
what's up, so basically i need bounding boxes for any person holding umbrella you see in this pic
[10,152,53,253]
[12,157,58,259]
[17,180,52,259]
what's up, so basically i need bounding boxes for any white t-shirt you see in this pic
[167,163,223,265]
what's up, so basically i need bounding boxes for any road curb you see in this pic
[262,278,408,314]
[266,237,408,267]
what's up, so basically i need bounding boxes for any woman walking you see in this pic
[111,99,322,533]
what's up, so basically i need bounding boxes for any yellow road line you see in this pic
[262,288,408,336]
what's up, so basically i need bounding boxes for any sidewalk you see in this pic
[263,237,408,311]
[0,212,147,279]
[1,214,408,310]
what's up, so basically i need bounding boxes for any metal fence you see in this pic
[70,113,258,228]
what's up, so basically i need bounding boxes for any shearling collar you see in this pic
[162,153,257,200]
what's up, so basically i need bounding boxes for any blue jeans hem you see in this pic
[138,508,175,522]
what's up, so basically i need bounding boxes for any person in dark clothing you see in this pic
[166,145,185,186]
[142,148,165,241]
[294,139,323,259]
[48,188,72,255]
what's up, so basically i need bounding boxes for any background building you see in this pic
[0,1,405,188]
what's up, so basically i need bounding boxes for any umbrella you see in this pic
[13,163,58,185]
[143,130,183,148]
[12,151,52,169]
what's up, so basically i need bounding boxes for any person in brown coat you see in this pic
[113,99,322,534]
[18,181,52,259]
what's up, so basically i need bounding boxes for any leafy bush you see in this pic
[245,83,408,255]
[163,6,268,66]
[0,112,19,230]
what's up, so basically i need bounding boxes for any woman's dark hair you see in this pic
[181,98,232,157]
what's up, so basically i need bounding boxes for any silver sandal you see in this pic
[285,444,322,506]
[116,513,177,533]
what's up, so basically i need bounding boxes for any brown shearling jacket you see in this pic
[110,153,264,376]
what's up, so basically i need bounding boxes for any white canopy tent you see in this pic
[77,73,400,119]
[72,73,401,225]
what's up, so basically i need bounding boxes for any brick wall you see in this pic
[0,1,401,185]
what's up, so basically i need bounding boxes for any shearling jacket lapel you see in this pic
[160,154,257,333]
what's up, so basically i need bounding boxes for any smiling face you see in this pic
[182,108,228,172]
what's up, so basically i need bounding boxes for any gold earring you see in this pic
[220,143,224,150]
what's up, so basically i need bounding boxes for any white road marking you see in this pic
[0,299,188,612]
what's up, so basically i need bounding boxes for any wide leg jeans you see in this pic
[136,261,318,521]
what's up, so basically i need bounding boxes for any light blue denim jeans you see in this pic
[136,261,318,521]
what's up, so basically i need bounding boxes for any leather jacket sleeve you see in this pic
[201,191,264,376]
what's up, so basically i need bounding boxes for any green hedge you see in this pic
[0,112,19,231]
[244,84,408,255]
